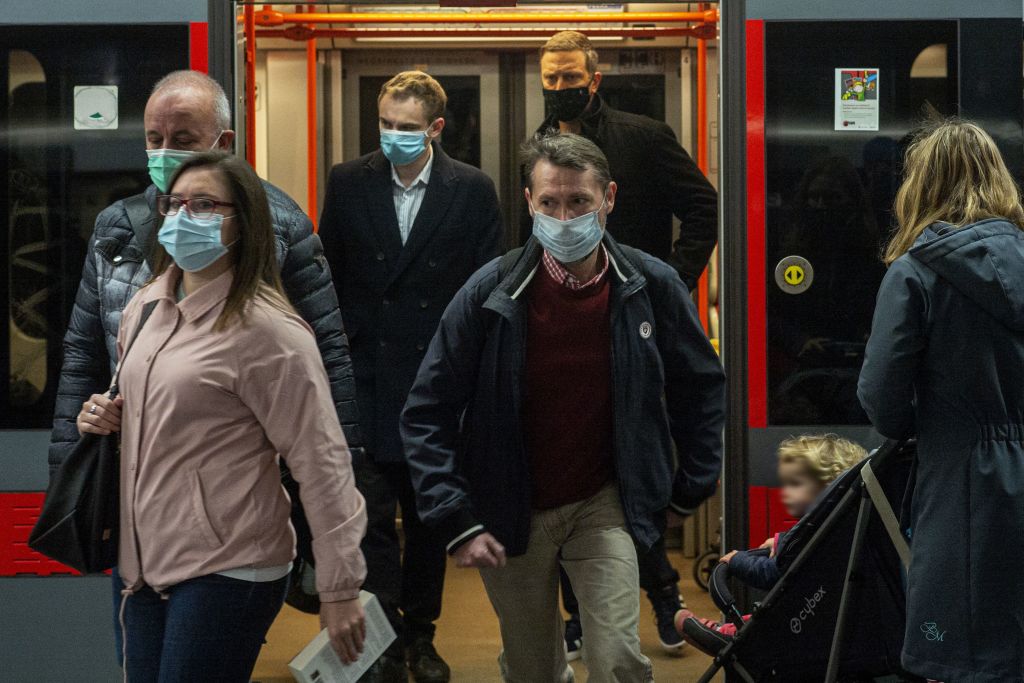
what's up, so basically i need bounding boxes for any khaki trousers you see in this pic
[480,484,654,683]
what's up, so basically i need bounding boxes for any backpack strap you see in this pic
[123,193,157,271]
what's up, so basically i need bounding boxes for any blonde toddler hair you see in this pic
[778,434,867,485]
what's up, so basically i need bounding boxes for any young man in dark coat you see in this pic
[532,29,720,652]
[318,71,503,683]
[401,133,724,682]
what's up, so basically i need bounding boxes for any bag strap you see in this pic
[123,193,157,271]
[862,460,912,571]
[108,300,159,400]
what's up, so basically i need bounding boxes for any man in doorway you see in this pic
[533,29,720,654]
[48,69,364,664]
[402,133,724,682]
[318,71,503,683]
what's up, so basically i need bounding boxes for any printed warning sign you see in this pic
[74,86,119,130]
[834,69,879,132]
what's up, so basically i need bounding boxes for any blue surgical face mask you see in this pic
[146,131,224,192]
[531,197,607,264]
[158,211,233,273]
[380,129,429,166]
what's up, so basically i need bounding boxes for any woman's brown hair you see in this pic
[151,151,293,330]
[886,118,1024,264]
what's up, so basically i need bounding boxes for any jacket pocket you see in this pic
[189,470,224,550]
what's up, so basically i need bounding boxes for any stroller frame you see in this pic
[696,440,914,683]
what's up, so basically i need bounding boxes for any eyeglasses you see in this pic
[157,194,236,220]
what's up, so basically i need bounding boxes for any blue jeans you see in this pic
[115,570,288,682]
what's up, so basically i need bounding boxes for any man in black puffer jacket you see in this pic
[48,70,362,656]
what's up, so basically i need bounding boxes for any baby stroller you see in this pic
[683,439,921,683]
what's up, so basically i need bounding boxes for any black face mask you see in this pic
[543,85,593,123]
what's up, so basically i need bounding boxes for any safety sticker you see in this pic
[74,86,119,130]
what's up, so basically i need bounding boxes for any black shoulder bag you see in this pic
[29,300,159,574]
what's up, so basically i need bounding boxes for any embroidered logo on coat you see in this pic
[921,621,946,642]
[639,322,652,338]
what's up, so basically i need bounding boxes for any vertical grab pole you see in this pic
[305,5,318,231]
[697,15,710,333]
[243,3,257,168]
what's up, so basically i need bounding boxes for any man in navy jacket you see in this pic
[318,71,502,683]
[402,133,724,682]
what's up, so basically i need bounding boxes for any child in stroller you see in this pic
[677,434,867,647]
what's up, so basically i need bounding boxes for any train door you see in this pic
[722,1,1023,598]
[0,7,209,679]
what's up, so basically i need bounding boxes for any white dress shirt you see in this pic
[391,147,433,245]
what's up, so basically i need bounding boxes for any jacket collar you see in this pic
[142,265,233,324]
[486,232,645,317]
[537,93,607,145]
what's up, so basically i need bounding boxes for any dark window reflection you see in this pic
[764,21,958,425]
[359,75,481,168]
[600,74,666,122]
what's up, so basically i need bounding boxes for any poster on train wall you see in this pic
[834,69,879,131]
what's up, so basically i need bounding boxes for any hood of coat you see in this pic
[910,218,1024,331]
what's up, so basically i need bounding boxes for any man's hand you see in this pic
[453,532,507,569]
[720,550,738,564]
[320,598,366,664]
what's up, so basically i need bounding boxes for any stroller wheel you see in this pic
[693,549,720,591]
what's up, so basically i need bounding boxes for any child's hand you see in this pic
[759,537,775,551]
[720,550,738,564]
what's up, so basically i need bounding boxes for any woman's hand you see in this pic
[320,597,366,664]
[77,394,123,435]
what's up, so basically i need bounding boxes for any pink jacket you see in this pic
[116,267,366,600]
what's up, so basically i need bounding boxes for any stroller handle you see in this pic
[710,551,769,629]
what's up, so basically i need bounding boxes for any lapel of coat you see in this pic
[386,144,459,289]
[364,151,404,261]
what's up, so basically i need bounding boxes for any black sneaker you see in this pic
[649,586,687,654]
[406,636,451,683]
[564,618,583,662]
[358,652,407,683]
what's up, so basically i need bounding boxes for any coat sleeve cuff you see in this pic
[668,501,696,516]
[319,588,361,603]
[437,506,485,554]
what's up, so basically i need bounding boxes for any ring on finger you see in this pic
[88,404,98,415]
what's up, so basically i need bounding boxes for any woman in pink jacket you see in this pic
[77,152,367,682]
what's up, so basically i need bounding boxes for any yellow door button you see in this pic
[784,265,805,286]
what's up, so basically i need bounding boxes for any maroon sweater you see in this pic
[523,262,614,510]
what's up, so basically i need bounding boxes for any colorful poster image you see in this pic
[835,68,879,131]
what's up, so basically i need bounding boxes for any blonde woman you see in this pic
[859,120,1024,682]
[77,152,367,681]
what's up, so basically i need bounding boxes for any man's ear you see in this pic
[589,71,603,96]
[604,181,617,215]
[217,130,236,151]
[524,187,535,217]
[428,118,446,139]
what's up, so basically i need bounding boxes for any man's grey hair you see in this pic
[151,70,231,132]
[521,132,612,190]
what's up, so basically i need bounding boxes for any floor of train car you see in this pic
[252,552,722,682]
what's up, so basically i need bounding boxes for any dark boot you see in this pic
[406,636,451,683]
[358,650,407,683]
[648,584,686,653]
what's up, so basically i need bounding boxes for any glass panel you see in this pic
[0,25,189,428]
[8,50,49,408]
[764,21,958,425]
[359,75,481,168]
[599,74,666,122]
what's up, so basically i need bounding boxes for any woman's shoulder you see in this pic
[243,294,316,348]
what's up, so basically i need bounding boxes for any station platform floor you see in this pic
[252,551,723,682]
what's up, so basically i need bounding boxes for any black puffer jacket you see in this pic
[48,182,363,478]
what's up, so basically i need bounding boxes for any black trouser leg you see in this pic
[388,461,447,645]
[559,565,581,622]
[353,452,404,656]
[638,535,681,601]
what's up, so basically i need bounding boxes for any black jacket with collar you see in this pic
[400,235,725,556]
[48,180,363,478]
[530,95,719,290]
[318,143,503,463]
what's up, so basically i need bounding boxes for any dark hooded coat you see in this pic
[859,219,1024,683]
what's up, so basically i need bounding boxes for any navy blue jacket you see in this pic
[859,220,1024,683]
[319,144,503,462]
[400,235,725,556]
[729,532,790,592]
